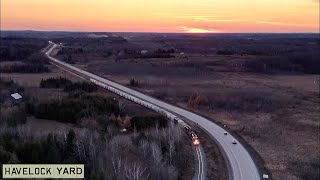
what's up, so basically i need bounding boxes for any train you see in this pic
[174,117,200,146]
[90,78,200,146]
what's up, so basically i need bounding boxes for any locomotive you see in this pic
[174,117,200,146]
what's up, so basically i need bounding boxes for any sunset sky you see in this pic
[1,0,319,33]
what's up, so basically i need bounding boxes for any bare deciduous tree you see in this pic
[139,139,148,158]
[150,142,162,167]
[168,139,175,165]
[109,135,132,154]
[88,134,98,164]
[112,156,124,179]
[124,162,149,180]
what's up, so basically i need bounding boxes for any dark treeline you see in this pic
[26,53,49,64]
[0,37,46,62]
[130,115,168,131]
[64,82,98,93]
[25,95,119,123]
[245,52,320,74]
[116,48,176,60]
[155,48,175,54]
[216,49,235,55]
[40,77,98,92]
[140,53,175,59]
[0,45,37,62]
[0,37,49,73]
[137,48,176,59]
[40,77,72,88]
[0,64,49,73]
[57,47,84,55]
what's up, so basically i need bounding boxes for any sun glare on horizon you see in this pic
[181,26,218,33]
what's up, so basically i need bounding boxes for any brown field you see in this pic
[65,45,319,179]
[1,32,318,179]
[0,64,84,87]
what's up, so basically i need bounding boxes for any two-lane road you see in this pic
[45,42,260,180]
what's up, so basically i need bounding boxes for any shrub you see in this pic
[188,91,209,107]
[129,78,139,87]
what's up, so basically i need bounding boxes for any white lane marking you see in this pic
[199,147,204,180]
[196,147,203,180]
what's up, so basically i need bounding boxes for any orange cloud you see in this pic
[255,21,315,27]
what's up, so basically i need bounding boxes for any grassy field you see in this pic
[53,33,320,180]
[90,62,319,179]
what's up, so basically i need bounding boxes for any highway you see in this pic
[45,42,260,180]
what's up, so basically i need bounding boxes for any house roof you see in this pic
[11,93,22,100]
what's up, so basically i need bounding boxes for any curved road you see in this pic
[45,42,260,180]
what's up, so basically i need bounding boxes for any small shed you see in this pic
[10,93,23,104]
[11,93,22,100]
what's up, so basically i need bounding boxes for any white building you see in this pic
[11,93,22,100]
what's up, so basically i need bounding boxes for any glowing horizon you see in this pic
[1,0,319,33]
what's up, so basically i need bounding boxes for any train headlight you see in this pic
[193,139,200,146]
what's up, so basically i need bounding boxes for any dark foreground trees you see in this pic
[0,130,80,165]
[0,122,192,179]
[25,95,119,123]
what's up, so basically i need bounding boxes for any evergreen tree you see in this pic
[64,129,77,163]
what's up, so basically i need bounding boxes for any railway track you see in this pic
[195,146,204,180]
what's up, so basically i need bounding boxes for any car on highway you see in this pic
[232,139,237,144]
[224,132,228,135]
